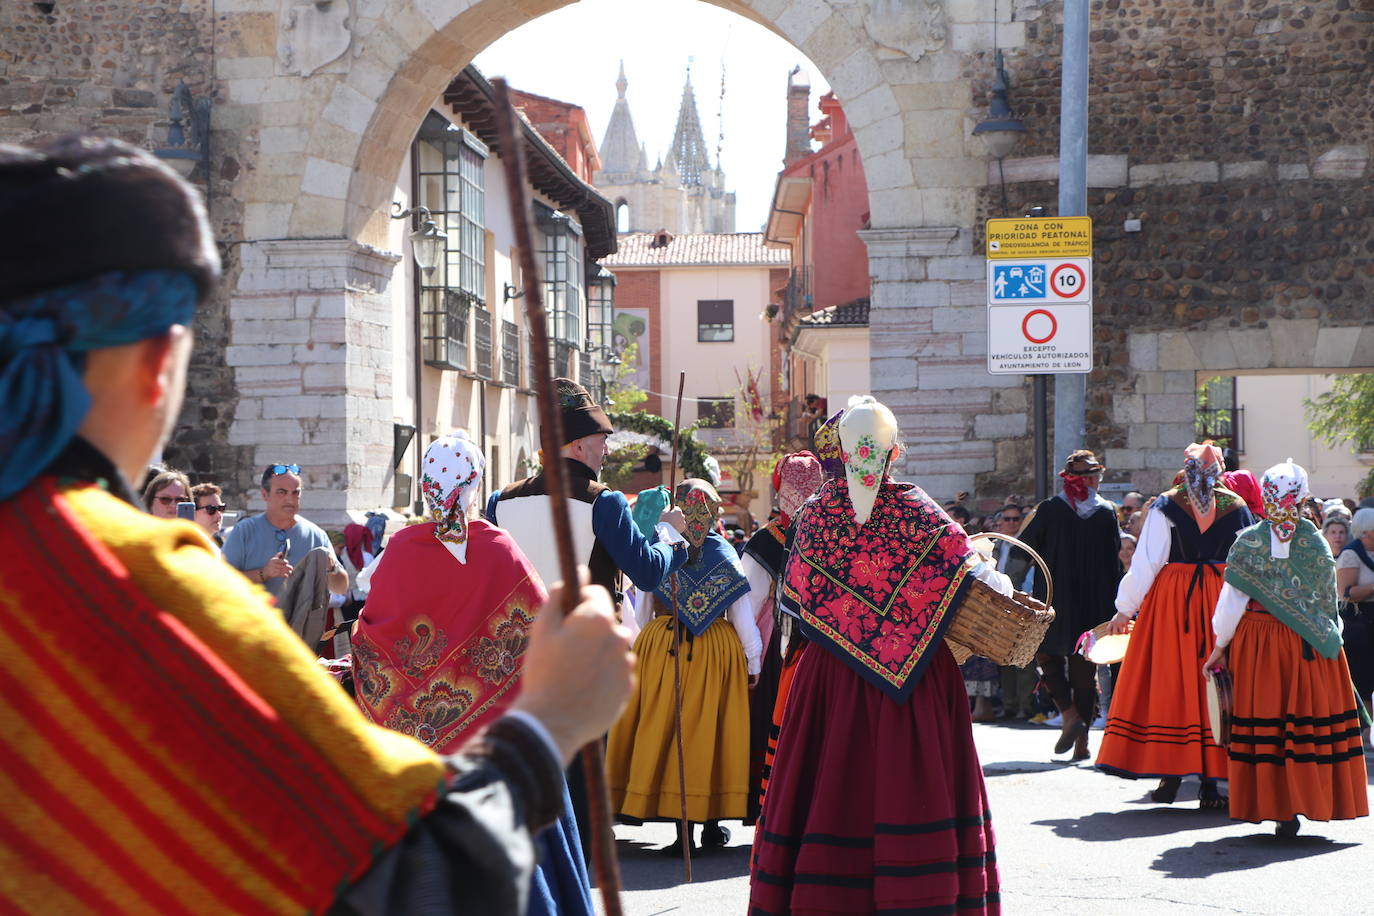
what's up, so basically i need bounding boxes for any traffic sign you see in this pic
[986,215,1092,260]
[987,303,1092,374]
[987,258,1091,305]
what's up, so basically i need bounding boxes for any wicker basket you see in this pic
[945,532,1055,668]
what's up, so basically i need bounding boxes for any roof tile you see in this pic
[600,232,791,267]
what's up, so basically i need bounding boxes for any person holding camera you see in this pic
[222,463,347,600]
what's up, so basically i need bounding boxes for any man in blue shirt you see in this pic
[222,463,347,600]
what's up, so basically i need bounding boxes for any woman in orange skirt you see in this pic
[1204,460,1368,836]
[1098,444,1253,808]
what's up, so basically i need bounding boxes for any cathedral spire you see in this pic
[598,60,644,177]
[668,63,712,187]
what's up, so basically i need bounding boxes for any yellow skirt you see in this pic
[606,615,750,822]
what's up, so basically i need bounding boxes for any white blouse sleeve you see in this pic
[621,587,641,641]
[1116,505,1172,619]
[727,592,763,676]
[354,551,384,596]
[740,553,776,649]
[968,558,1014,597]
[633,586,655,632]
[1211,582,1250,649]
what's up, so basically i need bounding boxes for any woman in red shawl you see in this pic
[352,431,592,916]
[750,398,1010,915]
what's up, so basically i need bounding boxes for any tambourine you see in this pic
[1205,667,1233,747]
[1075,620,1133,666]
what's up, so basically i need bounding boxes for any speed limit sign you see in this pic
[1049,262,1087,299]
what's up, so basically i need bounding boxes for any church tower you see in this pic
[594,62,736,234]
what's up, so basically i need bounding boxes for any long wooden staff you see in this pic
[491,78,623,916]
[666,371,692,881]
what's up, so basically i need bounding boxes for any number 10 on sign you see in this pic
[986,258,1092,305]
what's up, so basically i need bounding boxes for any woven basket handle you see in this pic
[968,530,1054,611]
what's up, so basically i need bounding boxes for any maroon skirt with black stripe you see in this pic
[749,642,999,915]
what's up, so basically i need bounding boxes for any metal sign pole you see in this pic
[1054,0,1090,466]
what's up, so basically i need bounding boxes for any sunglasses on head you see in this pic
[270,464,301,476]
[197,504,227,515]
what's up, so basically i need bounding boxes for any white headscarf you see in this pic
[1260,458,1308,559]
[420,430,486,564]
[838,396,899,527]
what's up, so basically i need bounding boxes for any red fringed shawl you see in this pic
[781,479,975,703]
[352,520,546,753]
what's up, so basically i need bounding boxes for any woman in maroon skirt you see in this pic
[749,397,1011,915]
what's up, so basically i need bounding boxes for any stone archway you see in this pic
[1113,319,1374,494]
[215,0,1011,518]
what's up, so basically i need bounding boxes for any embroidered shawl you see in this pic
[781,479,976,703]
[1,480,445,915]
[743,521,787,579]
[1224,518,1342,659]
[654,531,750,637]
[353,519,545,752]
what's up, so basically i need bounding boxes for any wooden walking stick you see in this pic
[491,78,624,916]
[666,370,692,881]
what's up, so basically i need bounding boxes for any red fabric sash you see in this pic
[781,480,975,703]
[0,479,438,915]
[352,520,546,753]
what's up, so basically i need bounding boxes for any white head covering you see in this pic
[1260,458,1308,559]
[838,396,899,526]
[420,430,486,564]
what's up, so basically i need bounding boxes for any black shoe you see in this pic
[700,821,731,848]
[1275,817,1300,838]
[1198,780,1227,811]
[1151,777,1182,804]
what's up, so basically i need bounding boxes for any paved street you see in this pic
[601,720,1371,915]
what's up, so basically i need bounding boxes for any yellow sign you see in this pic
[986,216,1093,260]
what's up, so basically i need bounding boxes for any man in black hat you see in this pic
[487,377,688,599]
[487,377,690,862]
[1017,449,1122,760]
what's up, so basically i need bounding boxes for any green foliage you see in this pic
[607,410,714,482]
[1305,373,1374,497]
[605,342,647,414]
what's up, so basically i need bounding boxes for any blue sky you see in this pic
[475,0,831,231]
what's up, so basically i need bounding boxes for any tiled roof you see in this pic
[601,232,791,267]
[798,298,870,328]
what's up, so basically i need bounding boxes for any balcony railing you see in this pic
[473,307,493,380]
[781,266,813,327]
[501,319,520,387]
[423,288,471,371]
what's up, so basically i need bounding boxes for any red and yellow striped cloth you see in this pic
[0,479,448,915]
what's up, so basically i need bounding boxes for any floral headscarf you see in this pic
[838,396,899,527]
[1181,441,1225,532]
[813,409,846,480]
[676,478,721,551]
[420,431,485,564]
[632,485,670,539]
[1260,458,1308,558]
[773,450,823,526]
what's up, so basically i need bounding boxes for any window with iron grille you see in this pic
[537,205,583,345]
[422,289,471,370]
[579,349,593,393]
[698,397,735,429]
[473,307,493,379]
[551,340,578,381]
[697,299,734,342]
[501,319,520,387]
[414,114,487,303]
[1196,375,1244,453]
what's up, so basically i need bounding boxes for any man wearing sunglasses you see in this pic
[222,463,348,600]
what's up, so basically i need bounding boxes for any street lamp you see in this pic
[598,350,622,384]
[972,50,1027,161]
[390,203,447,278]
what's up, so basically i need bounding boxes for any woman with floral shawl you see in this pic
[1205,460,1368,837]
[750,397,1011,915]
[606,478,762,855]
[1097,443,1254,808]
[351,432,593,916]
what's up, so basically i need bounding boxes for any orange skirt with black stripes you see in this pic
[1098,562,1229,780]
[1227,610,1369,824]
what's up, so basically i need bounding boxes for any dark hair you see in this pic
[190,482,221,504]
[945,504,971,524]
[260,465,302,489]
[997,503,1022,518]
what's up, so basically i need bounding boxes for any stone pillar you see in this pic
[861,226,1023,501]
[227,239,400,528]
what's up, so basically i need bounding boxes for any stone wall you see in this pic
[0,0,252,500]
[964,0,1373,498]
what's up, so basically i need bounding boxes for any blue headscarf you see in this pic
[0,269,198,501]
